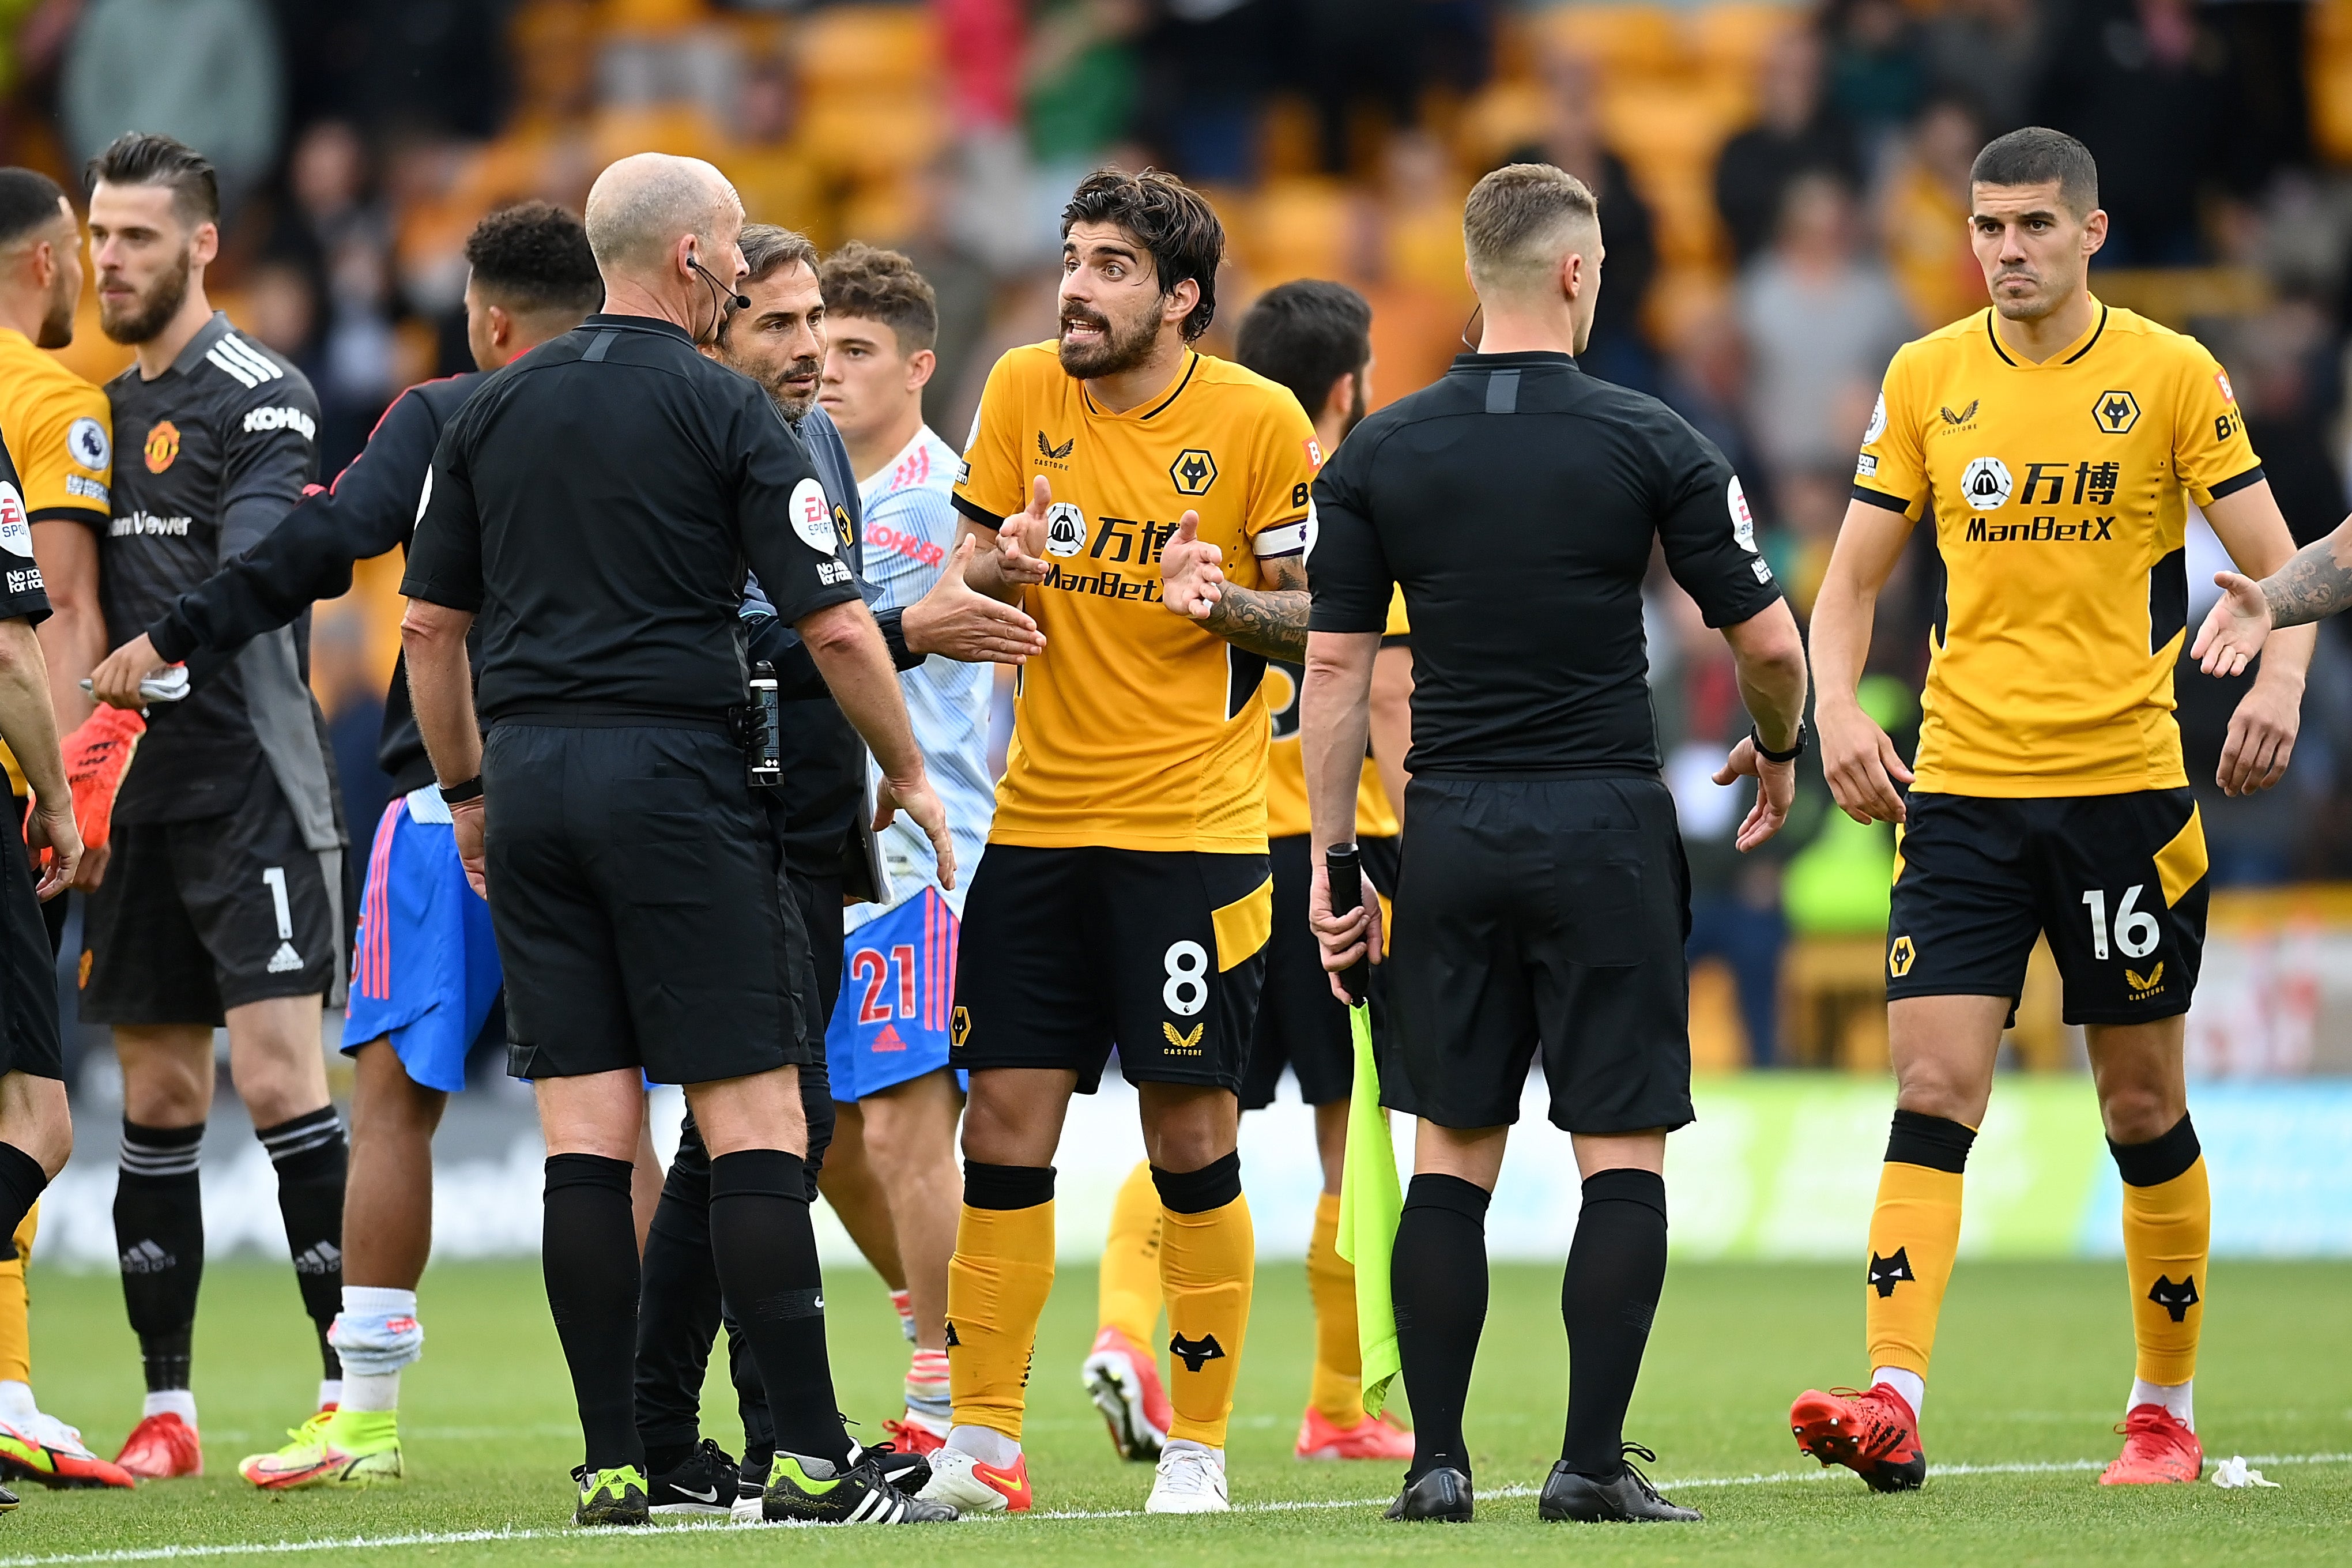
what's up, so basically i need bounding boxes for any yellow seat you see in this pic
[1534,4,1686,80]
[597,0,710,37]
[797,88,948,180]
[1690,2,1802,83]
[590,103,729,167]
[796,5,938,93]
[1239,179,1352,285]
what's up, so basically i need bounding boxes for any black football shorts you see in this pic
[82,777,344,1027]
[1886,789,2208,1026]
[487,722,809,1085]
[1387,776,1694,1134]
[1239,832,1397,1110]
[0,803,60,1079]
[952,845,1272,1094]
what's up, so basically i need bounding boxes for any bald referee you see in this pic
[1302,163,1810,1525]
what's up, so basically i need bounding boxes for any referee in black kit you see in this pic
[399,152,957,1529]
[1302,164,1811,1525]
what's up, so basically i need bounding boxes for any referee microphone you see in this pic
[1326,842,1370,1005]
[689,251,751,312]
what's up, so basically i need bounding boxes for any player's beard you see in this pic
[1057,301,1158,380]
[1338,372,1367,442]
[35,270,74,350]
[98,246,192,345]
[767,353,822,422]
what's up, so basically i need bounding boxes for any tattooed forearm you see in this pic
[2262,532,2352,630]
[1202,555,1309,659]
[1204,586,1310,659]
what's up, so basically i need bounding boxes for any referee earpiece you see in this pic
[688,249,751,314]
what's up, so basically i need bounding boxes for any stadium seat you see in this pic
[795,5,938,93]
[1689,1,1803,86]
[1533,4,1687,81]
[590,103,729,168]
[597,0,711,37]
[796,88,947,181]
[2310,0,2352,164]
[1239,179,1354,287]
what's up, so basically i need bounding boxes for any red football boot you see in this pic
[1295,1405,1416,1461]
[2100,1404,2202,1484]
[114,1412,202,1479]
[1080,1325,1173,1461]
[882,1416,946,1456]
[1790,1384,1927,1492]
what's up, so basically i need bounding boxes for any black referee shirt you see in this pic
[1310,351,1782,777]
[402,315,862,726]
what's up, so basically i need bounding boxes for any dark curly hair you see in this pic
[1235,280,1371,423]
[463,201,603,318]
[1061,167,1224,342]
[819,242,937,353]
[85,131,217,225]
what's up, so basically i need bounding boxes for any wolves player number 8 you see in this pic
[2080,884,2159,962]
[1163,940,1208,1016]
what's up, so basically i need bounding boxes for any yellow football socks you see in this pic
[1863,1111,1974,1382]
[0,1204,35,1385]
[1304,1190,1362,1426]
[2113,1115,2207,1386]
[1097,1160,1162,1351]
[1155,1155,1253,1449]
[945,1165,1058,1443]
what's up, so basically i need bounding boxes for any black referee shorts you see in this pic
[1239,833,1397,1110]
[0,802,60,1080]
[1388,776,1694,1134]
[486,722,807,1085]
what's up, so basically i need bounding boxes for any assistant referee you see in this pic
[399,153,955,1529]
[1301,163,1810,1526]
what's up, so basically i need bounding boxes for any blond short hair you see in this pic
[1462,163,1599,297]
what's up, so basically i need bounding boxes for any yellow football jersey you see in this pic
[0,330,111,795]
[1854,301,2260,796]
[954,341,1320,852]
[1264,587,1407,841]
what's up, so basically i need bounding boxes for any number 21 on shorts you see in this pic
[2082,884,2159,961]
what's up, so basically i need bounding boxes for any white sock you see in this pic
[1872,1366,1926,1419]
[317,1379,342,1411]
[1163,1437,1220,1458]
[945,1424,1020,1467]
[0,1380,37,1430]
[342,1371,400,1413]
[343,1285,417,1319]
[143,1389,197,1424]
[2130,1377,2192,1431]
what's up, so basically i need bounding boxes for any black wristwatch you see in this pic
[1752,721,1808,764]
[439,775,485,805]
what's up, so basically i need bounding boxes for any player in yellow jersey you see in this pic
[917,169,1320,1518]
[0,169,130,1492]
[1086,280,1415,1467]
[1789,129,2312,1492]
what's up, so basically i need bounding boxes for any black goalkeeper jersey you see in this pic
[102,312,340,842]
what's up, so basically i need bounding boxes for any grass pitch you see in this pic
[6,1254,2347,1566]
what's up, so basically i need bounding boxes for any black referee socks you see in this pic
[115,1120,205,1393]
[258,1108,347,1379]
[544,1152,643,1472]
[1561,1167,1669,1480]
[708,1148,854,1468]
[1393,1173,1491,1484]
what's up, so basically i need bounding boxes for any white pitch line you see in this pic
[2,1450,2344,1566]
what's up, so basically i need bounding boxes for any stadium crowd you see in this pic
[6,0,2352,1073]
[0,0,2320,1530]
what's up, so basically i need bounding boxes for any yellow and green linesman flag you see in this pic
[1334,996,1403,1416]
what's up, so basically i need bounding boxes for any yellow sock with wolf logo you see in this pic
[1154,1154,1252,1448]
[1864,1111,1973,1389]
[2112,1114,2207,1391]
[945,1163,1057,1442]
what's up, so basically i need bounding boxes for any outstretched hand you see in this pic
[1713,737,1797,851]
[876,772,956,891]
[906,533,1047,663]
[1158,512,1223,621]
[995,476,1054,588]
[2191,570,2271,679]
